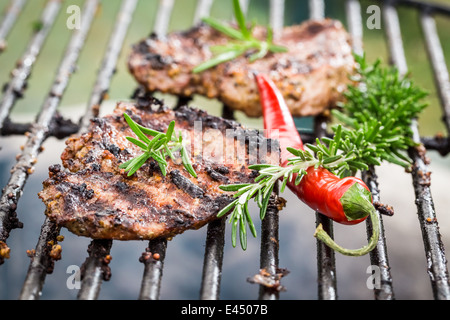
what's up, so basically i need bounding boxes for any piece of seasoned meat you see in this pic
[128,18,356,117]
[38,99,279,240]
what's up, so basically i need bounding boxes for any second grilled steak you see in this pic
[39,99,279,240]
[128,19,356,117]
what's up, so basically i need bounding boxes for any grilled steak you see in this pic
[38,99,279,240]
[128,18,356,117]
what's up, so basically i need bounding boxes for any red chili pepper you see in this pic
[254,73,379,256]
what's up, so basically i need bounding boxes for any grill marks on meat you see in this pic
[39,101,279,240]
[128,19,356,117]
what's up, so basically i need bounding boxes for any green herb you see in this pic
[119,113,197,178]
[332,53,428,171]
[220,53,428,249]
[32,20,44,32]
[192,0,287,73]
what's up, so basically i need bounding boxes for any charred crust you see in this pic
[206,167,229,183]
[174,105,237,130]
[144,53,173,70]
[170,169,205,199]
[114,181,129,192]
[214,165,229,174]
[41,101,278,241]
[105,144,121,157]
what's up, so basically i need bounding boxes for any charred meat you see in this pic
[128,19,356,117]
[39,100,279,240]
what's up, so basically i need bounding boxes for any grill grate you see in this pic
[0,0,449,300]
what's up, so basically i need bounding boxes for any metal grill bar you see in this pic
[198,0,255,300]
[345,0,364,56]
[346,0,395,300]
[137,0,177,300]
[420,11,450,135]
[200,218,225,300]
[0,0,27,52]
[0,0,97,250]
[381,0,450,300]
[308,0,339,300]
[256,0,284,300]
[77,239,113,300]
[270,0,284,38]
[408,122,450,300]
[193,0,214,25]
[74,0,138,300]
[309,0,325,20]
[314,116,337,300]
[362,167,395,300]
[19,220,60,299]
[195,0,232,300]
[198,107,230,301]
[258,185,281,300]
[15,0,100,299]
[153,0,175,37]
[139,238,167,300]
[0,0,61,134]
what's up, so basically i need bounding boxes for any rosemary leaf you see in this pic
[123,113,151,145]
[193,49,246,73]
[193,0,287,73]
[219,183,252,191]
[202,17,246,41]
[125,136,148,150]
[120,113,196,178]
[217,199,239,218]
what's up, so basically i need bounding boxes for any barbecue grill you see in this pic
[0,0,449,300]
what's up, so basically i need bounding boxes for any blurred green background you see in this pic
[0,0,449,136]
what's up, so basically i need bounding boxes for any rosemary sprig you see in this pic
[192,0,287,73]
[217,132,356,250]
[333,53,428,170]
[219,53,429,250]
[119,113,197,178]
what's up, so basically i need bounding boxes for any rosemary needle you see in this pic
[192,0,287,73]
[120,113,197,178]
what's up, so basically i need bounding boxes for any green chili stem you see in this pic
[313,205,380,257]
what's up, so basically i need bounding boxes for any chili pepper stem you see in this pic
[313,205,379,256]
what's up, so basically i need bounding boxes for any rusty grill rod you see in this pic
[0,0,28,52]
[346,0,395,300]
[362,166,394,300]
[193,0,213,25]
[0,0,97,248]
[19,0,138,300]
[382,0,450,300]
[75,0,138,301]
[314,116,338,300]
[14,0,99,299]
[420,11,450,136]
[307,0,340,301]
[136,0,175,301]
[153,0,175,38]
[0,0,61,135]
[198,112,230,300]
